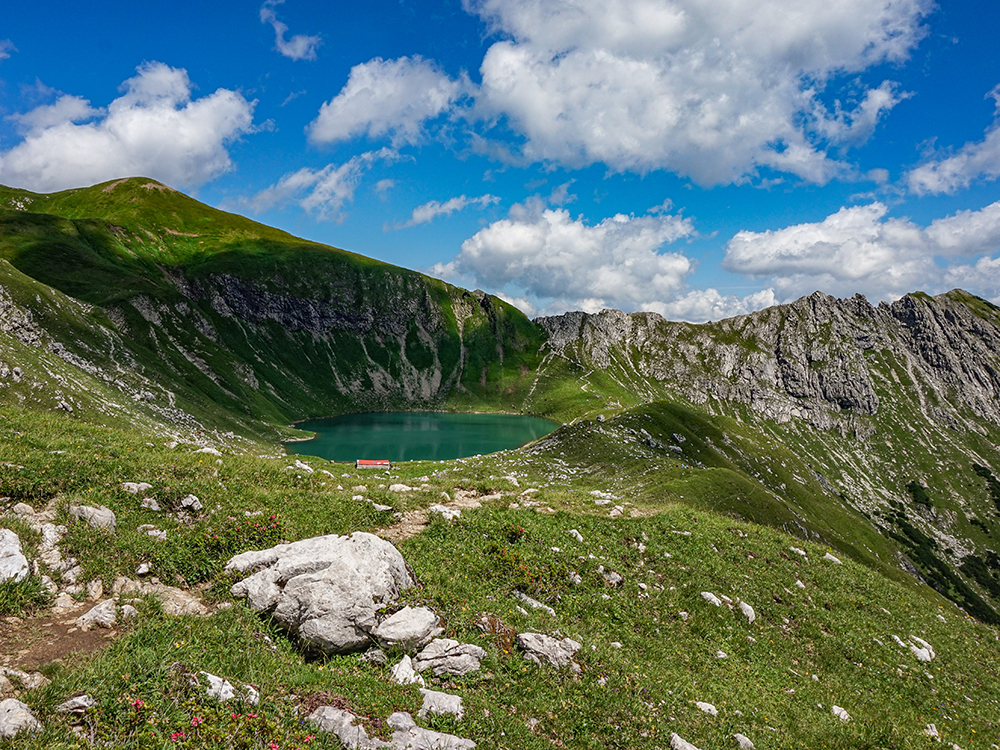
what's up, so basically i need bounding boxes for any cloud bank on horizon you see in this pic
[1,0,999,321]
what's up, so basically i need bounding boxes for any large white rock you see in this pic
[69,504,117,531]
[0,530,29,582]
[228,532,416,654]
[0,698,41,738]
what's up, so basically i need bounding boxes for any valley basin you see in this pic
[285,411,559,463]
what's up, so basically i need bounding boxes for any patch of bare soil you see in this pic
[0,603,120,672]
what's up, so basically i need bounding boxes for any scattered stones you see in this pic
[75,600,117,631]
[389,655,425,687]
[56,694,97,714]
[568,529,584,543]
[695,701,718,716]
[823,552,843,564]
[412,639,487,676]
[568,571,582,585]
[309,707,476,750]
[0,698,41,738]
[924,723,940,739]
[418,688,465,719]
[195,447,221,456]
[733,733,756,749]
[123,482,153,494]
[739,601,756,624]
[669,733,702,750]
[227,533,416,654]
[293,460,314,474]
[140,497,161,511]
[517,632,582,673]
[388,484,414,493]
[831,705,851,722]
[700,592,722,607]
[138,524,167,541]
[609,505,624,518]
[69,504,117,531]
[789,547,807,557]
[513,590,556,616]
[0,530,29,582]
[372,606,443,650]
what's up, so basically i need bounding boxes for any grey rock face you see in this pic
[0,698,41,738]
[412,639,487,676]
[227,533,415,654]
[516,632,582,672]
[0,530,29,582]
[69,504,117,531]
[536,291,1000,432]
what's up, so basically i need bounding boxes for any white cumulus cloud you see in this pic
[242,148,397,222]
[724,200,1000,301]
[0,62,255,193]
[906,89,1000,195]
[0,40,15,60]
[466,0,929,184]
[260,0,321,61]
[397,194,499,228]
[308,56,465,147]
[431,198,697,314]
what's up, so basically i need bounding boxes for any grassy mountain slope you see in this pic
[0,178,546,440]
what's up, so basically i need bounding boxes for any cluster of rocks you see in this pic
[223,531,589,749]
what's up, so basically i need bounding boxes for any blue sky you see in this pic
[2,0,1000,320]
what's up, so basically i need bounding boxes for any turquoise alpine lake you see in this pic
[286,411,559,462]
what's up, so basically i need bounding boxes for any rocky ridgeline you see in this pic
[537,291,1000,434]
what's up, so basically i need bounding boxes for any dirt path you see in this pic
[1,602,120,672]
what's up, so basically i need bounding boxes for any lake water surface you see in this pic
[286,411,559,462]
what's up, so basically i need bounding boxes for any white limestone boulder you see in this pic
[227,532,416,654]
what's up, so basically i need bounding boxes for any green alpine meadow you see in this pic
[2,177,1000,749]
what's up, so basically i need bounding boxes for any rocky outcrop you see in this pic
[537,291,1000,432]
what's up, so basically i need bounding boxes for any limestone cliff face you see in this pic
[537,291,1000,433]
